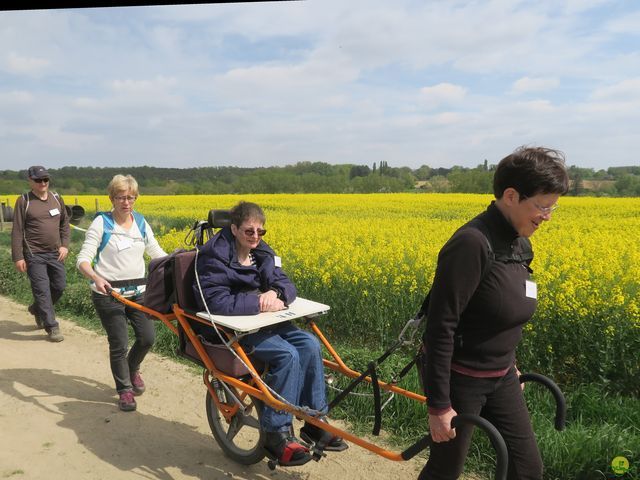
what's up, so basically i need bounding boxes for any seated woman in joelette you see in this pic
[193,201,347,466]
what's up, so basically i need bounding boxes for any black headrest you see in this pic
[208,209,231,229]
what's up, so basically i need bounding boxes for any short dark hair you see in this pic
[493,146,569,199]
[230,201,266,227]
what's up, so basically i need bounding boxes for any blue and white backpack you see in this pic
[93,211,147,265]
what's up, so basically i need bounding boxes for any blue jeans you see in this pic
[26,251,66,331]
[240,322,327,433]
[92,292,156,393]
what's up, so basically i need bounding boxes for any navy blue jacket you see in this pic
[193,226,297,315]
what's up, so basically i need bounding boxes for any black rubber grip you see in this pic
[519,372,566,431]
[401,414,508,480]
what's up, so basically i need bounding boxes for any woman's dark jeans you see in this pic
[92,292,156,393]
[419,367,543,480]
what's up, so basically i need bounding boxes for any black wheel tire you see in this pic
[205,383,266,465]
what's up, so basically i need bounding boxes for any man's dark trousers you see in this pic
[26,252,66,331]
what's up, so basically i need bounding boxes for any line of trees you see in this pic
[1,162,639,196]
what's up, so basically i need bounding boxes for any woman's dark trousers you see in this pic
[419,368,542,480]
[92,292,156,393]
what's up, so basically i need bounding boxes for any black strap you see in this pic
[328,365,371,411]
[396,354,419,381]
[328,340,402,413]
[108,278,147,288]
[369,362,382,436]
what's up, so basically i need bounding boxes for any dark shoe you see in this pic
[118,391,137,412]
[47,327,64,343]
[131,371,146,396]
[300,419,348,452]
[28,304,44,329]
[264,431,312,466]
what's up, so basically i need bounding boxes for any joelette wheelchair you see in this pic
[108,209,566,480]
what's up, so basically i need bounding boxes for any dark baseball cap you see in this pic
[27,166,50,179]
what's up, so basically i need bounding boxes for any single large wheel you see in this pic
[205,380,266,465]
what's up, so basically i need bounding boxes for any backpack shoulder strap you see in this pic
[417,220,494,318]
[22,192,29,215]
[95,212,114,262]
[511,237,533,265]
[50,191,62,209]
[132,211,147,241]
[19,192,33,255]
[467,217,495,284]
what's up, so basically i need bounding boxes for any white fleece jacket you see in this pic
[76,213,166,295]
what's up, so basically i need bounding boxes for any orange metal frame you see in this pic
[111,291,427,462]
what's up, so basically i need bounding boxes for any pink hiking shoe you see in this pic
[118,391,137,412]
[131,371,146,396]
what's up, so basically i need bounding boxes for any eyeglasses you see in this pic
[521,195,558,214]
[114,195,137,203]
[243,228,267,237]
[32,178,49,184]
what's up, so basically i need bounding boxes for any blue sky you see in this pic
[1,0,639,171]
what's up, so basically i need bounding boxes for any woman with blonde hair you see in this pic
[77,174,166,411]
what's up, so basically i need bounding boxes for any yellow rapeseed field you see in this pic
[13,193,638,379]
[53,193,640,333]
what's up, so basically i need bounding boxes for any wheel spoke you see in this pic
[240,413,260,430]
[226,416,242,441]
[207,387,265,465]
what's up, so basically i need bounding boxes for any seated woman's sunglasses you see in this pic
[244,228,267,237]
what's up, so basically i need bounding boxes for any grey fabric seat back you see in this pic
[173,249,198,312]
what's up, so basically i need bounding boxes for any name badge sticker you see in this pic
[525,280,537,299]
[49,208,60,216]
[116,238,133,251]
[274,255,282,268]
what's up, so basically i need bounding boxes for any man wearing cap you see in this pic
[11,166,70,342]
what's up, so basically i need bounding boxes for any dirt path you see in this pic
[0,295,429,480]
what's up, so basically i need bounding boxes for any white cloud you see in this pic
[511,77,560,94]
[420,83,467,107]
[590,78,640,102]
[110,76,178,94]
[520,100,556,113]
[604,11,640,34]
[434,112,464,126]
[73,97,100,109]
[5,52,50,75]
[0,90,34,104]
[563,0,613,14]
